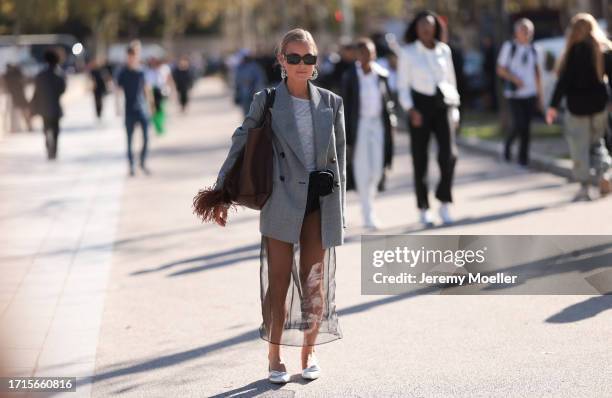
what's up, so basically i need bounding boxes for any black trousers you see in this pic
[94,91,104,118]
[43,117,60,159]
[505,96,536,165]
[177,87,189,109]
[152,87,164,113]
[408,91,457,210]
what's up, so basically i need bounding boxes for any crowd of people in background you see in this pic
[1,9,611,224]
[226,10,611,227]
[1,40,197,170]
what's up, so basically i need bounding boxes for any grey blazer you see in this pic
[214,80,347,249]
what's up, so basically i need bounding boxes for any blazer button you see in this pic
[330,157,337,163]
[280,152,286,158]
[280,176,285,182]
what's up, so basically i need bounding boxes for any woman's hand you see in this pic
[512,76,525,89]
[212,204,229,227]
[409,108,423,128]
[545,107,558,125]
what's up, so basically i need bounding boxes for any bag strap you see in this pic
[531,45,540,79]
[505,41,517,70]
[506,41,538,72]
[262,87,276,119]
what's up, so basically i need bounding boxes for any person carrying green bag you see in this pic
[145,57,173,136]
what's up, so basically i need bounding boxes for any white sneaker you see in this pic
[364,215,381,230]
[439,203,454,225]
[268,364,290,384]
[419,209,434,228]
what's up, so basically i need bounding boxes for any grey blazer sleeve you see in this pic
[213,90,267,189]
[334,97,347,228]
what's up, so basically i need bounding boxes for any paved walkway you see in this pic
[0,77,610,398]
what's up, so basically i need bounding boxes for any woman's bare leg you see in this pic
[299,209,325,368]
[265,236,293,371]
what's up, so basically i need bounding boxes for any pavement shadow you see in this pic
[130,242,260,276]
[64,329,260,396]
[167,252,260,277]
[2,212,259,261]
[475,240,612,294]
[545,296,612,323]
[0,225,204,261]
[470,182,565,199]
[401,203,555,233]
[377,167,551,200]
[67,289,435,393]
[72,240,610,392]
[208,378,297,397]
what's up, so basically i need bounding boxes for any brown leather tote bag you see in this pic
[193,88,276,223]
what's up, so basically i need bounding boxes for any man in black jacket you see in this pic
[31,49,66,160]
[341,38,396,229]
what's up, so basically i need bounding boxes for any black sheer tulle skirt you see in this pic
[258,185,342,346]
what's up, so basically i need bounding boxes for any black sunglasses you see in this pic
[284,53,317,65]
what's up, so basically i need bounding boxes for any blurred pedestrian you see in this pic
[145,57,172,135]
[256,50,282,87]
[398,10,460,227]
[30,49,66,160]
[546,13,612,200]
[172,55,194,113]
[115,43,151,176]
[341,37,395,229]
[88,59,111,120]
[496,18,543,167]
[4,63,32,131]
[320,42,355,94]
[234,49,266,116]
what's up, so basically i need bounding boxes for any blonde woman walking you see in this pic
[546,13,612,200]
[208,29,346,383]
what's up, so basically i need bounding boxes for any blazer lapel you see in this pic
[270,82,307,168]
[270,81,333,171]
[309,81,333,170]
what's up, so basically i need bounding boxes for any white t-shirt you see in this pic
[291,96,316,172]
[357,62,383,118]
[145,64,171,89]
[497,41,538,98]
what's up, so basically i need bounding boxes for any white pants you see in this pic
[353,116,384,225]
